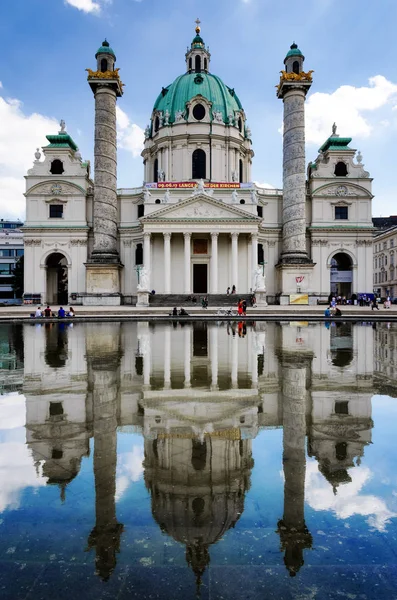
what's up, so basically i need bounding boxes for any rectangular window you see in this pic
[193,239,208,254]
[49,204,63,218]
[335,401,349,415]
[390,239,394,248]
[137,204,144,218]
[257,206,263,218]
[0,264,12,274]
[335,206,348,220]
[49,402,64,417]
[375,273,377,283]
[15,249,24,257]
[384,242,387,250]
[0,249,13,257]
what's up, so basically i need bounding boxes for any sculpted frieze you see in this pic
[24,239,41,246]
[27,182,83,196]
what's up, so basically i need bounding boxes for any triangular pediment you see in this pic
[142,194,260,222]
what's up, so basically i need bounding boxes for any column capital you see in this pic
[163,232,172,240]
[211,231,220,239]
[143,232,151,240]
[251,232,258,241]
[231,231,239,240]
[184,232,191,240]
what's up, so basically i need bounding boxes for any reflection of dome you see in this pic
[153,72,243,125]
[144,434,253,586]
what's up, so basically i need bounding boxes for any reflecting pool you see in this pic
[0,320,397,599]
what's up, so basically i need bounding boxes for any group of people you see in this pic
[324,305,343,317]
[171,307,189,316]
[34,306,75,318]
[237,298,247,316]
[226,285,237,295]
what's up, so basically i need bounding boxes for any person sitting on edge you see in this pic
[334,307,342,317]
[44,305,52,317]
[179,308,189,316]
[324,306,331,317]
[68,307,75,317]
[172,307,178,316]
[58,307,66,318]
[35,306,42,318]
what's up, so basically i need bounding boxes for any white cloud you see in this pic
[0,94,58,220]
[116,106,145,158]
[254,181,275,189]
[64,0,101,13]
[0,82,3,89]
[115,444,144,500]
[305,460,397,532]
[0,394,47,513]
[305,75,397,145]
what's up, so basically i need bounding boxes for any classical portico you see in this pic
[138,194,261,294]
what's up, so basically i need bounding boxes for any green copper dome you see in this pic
[153,72,243,125]
[95,39,115,58]
[285,42,303,59]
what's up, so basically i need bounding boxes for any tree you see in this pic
[11,255,24,298]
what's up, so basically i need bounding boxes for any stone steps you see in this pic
[149,294,253,307]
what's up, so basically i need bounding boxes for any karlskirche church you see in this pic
[23,22,374,305]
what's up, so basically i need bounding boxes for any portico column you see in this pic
[211,232,219,294]
[184,326,191,388]
[231,232,239,292]
[164,326,171,389]
[143,232,151,290]
[210,325,218,389]
[231,331,238,388]
[251,233,258,288]
[164,232,171,294]
[184,232,191,294]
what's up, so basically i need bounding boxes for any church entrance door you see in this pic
[193,264,208,294]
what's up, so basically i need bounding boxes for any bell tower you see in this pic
[85,40,124,305]
[185,19,211,74]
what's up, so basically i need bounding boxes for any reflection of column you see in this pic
[251,336,258,388]
[184,233,191,294]
[143,337,151,387]
[164,326,171,389]
[251,233,258,286]
[277,353,312,577]
[231,232,239,291]
[184,326,191,388]
[210,325,218,389]
[164,232,171,294]
[86,325,123,581]
[231,332,238,388]
[144,232,151,290]
[210,232,219,294]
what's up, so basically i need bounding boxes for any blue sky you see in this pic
[1,0,397,218]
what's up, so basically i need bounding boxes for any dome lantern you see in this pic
[284,42,305,75]
[185,18,211,74]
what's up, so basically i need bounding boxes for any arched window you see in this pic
[154,116,160,132]
[239,159,243,183]
[155,198,161,204]
[154,158,158,182]
[195,55,201,73]
[189,57,192,72]
[334,161,348,176]
[191,439,206,470]
[204,58,208,71]
[192,149,206,179]
[100,58,108,73]
[292,60,299,74]
[135,243,143,265]
[50,159,64,175]
[240,199,245,204]
[238,117,243,132]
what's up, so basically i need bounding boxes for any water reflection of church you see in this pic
[21,319,376,582]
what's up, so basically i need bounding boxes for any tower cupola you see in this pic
[284,42,304,75]
[185,19,211,74]
[95,39,116,73]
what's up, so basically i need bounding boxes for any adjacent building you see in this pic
[373,223,397,299]
[0,220,24,302]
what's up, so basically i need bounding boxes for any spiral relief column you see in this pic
[85,40,124,305]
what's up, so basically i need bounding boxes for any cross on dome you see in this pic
[195,17,201,33]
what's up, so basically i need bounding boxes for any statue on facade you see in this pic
[253,266,266,291]
[250,189,258,204]
[144,125,151,139]
[137,267,150,291]
[59,119,66,133]
[356,150,363,164]
[212,110,223,123]
[163,189,171,203]
[34,148,41,161]
[246,125,252,139]
[175,110,185,122]
[143,187,152,201]
[231,170,238,182]
[332,122,337,136]
[231,189,239,203]
[164,110,170,125]
[228,112,235,126]
[159,112,164,127]
[158,169,165,182]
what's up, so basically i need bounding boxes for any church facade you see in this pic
[23,25,374,305]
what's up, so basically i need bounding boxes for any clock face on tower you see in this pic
[51,184,62,195]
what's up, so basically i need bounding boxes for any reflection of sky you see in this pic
[0,393,47,513]
[116,443,144,501]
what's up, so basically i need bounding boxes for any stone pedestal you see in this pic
[255,290,267,307]
[137,290,150,307]
[84,263,122,305]
[276,263,315,305]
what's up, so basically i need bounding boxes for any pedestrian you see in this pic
[371,298,379,311]
[44,305,52,317]
[231,285,236,294]
[226,286,230,295]
[237,299,243,316]
[242,299,247,315]
[35,306,42,318]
